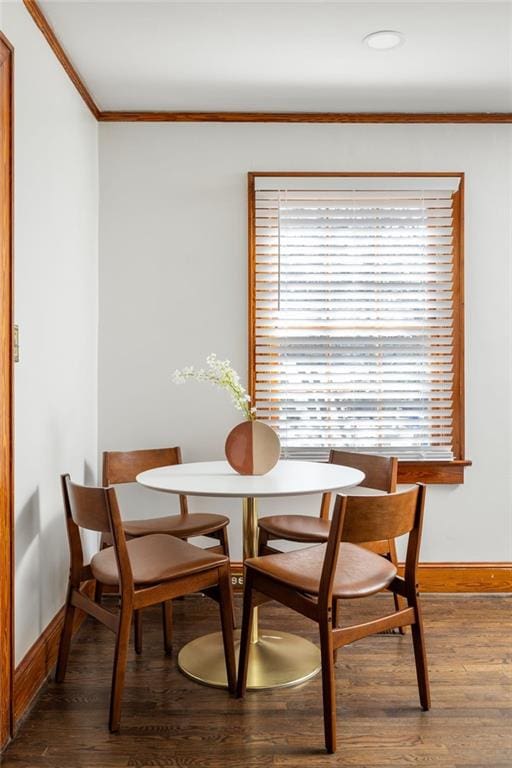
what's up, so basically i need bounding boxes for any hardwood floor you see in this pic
[3,594,511,767]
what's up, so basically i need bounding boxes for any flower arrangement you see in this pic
[172,354,256,421]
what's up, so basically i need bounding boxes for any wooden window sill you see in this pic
[397,459,472,485]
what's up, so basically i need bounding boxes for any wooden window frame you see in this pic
[248,171,471,484]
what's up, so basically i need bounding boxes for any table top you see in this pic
[136,459,364,498]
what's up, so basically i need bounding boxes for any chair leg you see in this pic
[332,599,339,664]
[218,565,236,694]
[388,538,406,634]
[162,601,173,656]
[410,595,431,711]
[94,580,104,605]
[218,526,230,558]
[257,527,269,556]
[236,570,255,698]
[216,527,236,628]
[134,610,143,655]
[55,586,76,683]
[109,601,133,733]
[319,613,337,754]
[95,535,109,605]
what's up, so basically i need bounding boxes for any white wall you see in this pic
[1,2,99,663]
[98,122,512,565]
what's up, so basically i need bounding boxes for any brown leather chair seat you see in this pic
[91,533,228,586]
[122,512,229,538]
[259,488,386,543]
[246,542,397,599]
[258,514,330,542]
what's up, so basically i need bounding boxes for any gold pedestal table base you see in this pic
[179,496,321,689]
[178,629,321,690]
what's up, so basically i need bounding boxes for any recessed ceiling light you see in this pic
[363,30,404,51]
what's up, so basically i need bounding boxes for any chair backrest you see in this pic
[63,475,111,533]
[61,474,133,590]
[341,486,422,544]
[102,446,188,516]
[329,450,398,492]
[319,450,398,520]
[102,447,182,485]
[319,484,426,604]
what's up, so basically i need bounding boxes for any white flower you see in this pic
[171,354,255,421]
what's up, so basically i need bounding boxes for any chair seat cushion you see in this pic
[258,514,330,543]
[258,489,387,544]
[245,542,397,599]
[90,533,227,586]
[123,512,229,538]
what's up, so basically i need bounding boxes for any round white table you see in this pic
[136,459,364,690]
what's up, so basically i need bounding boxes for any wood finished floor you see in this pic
[2,594,511,768]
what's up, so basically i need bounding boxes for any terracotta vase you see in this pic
[225,420,281,475]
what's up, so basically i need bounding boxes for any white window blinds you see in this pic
[250,174,463,462]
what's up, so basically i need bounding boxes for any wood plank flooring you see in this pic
[2,594,511,767]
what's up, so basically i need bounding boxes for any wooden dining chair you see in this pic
[103,447,230,555]
[57,474,236,732]
[238,484,430,754]
[258,450,397,553]
[258,451,405,622]
[100,447,232,653]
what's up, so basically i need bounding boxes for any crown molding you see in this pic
[22,0,100,119]
[98,110,512,124]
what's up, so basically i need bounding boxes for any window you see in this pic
[248,173,469,483]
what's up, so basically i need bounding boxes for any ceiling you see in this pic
[39,0,512,112]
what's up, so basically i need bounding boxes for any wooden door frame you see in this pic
[0,32,14,751]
